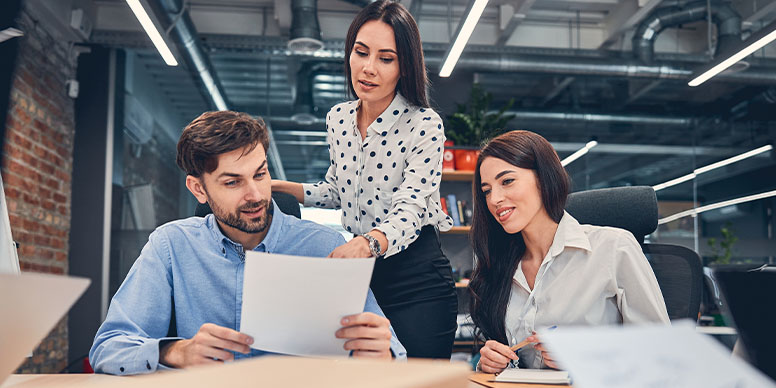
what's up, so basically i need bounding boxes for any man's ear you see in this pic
[185,175,209,204]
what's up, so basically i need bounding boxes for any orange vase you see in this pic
[454,149,479,171]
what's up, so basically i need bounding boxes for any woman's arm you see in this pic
[612,232,671,324]
[271,180,304,204]
[297,110,343,209]
[373,111,447,257]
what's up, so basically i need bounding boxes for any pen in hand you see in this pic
[509,325,557,351]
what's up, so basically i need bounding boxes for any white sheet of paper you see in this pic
[540,321,776,388]
[240,252,375,357]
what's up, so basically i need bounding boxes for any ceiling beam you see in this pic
[598,0,664,49]
[540,77,575,107]
[496,0,536,47]
[743,2,776,28]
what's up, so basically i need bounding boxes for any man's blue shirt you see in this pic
[90,203,407,375]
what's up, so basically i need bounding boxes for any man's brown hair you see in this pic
[176,111,269,177]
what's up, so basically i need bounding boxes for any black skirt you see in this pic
[369,225,458,359]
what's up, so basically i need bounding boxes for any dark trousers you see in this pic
[369,226,458,359]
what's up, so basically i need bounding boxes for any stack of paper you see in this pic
[494,369,571,385]
[540,321,776,388]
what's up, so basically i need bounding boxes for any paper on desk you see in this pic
[240,252,375,357]
[540,320,776,388]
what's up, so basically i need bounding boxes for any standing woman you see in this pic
[272,0,457,359]
[470,130,669,373]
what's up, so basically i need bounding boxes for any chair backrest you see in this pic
[194,191,302,219]
[565,186,657,244]
[642,243,703,320]
[565,186,702,321]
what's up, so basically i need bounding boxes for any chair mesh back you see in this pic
[642,243,703,321]
[566,186,657,243]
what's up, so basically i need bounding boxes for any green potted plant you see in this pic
[445,84,515,171]
[707,222,738,265]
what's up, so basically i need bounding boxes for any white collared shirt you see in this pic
[302,93,453,257]
[505,212,670,369]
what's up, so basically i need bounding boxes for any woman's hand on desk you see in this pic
[527,333,559,370]
[336,312,392,360]
[159,323,253,368]
[479,340,519,373]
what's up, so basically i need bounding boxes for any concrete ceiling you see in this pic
[85,0,776,202]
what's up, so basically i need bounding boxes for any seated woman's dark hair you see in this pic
[468,130,570,344]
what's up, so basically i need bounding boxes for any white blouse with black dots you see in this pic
[302,93,454,258]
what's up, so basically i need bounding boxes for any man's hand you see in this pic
[335,312,392,360]
[159,323,254,368]
[478,340,518,373]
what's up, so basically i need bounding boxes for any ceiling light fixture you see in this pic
[125,0,178,66]
[561,140,598,167]
[689,19,776,87]
[439,0,489,78]
[658,189,776,224]
[653,144,773,191]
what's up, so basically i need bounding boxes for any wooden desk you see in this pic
[2,357,471,388]
[0,374,116,387]
[468,372,572,388]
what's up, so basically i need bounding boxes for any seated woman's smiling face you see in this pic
[479,156,545,234]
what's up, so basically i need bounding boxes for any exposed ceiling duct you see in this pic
[269,110,693,127]
[291,62,318,125]
[154,0,229,110]
[503,111,693,127]
[423,52,776,85]
[632,1,742,64]
[288,0,323,52]
[338,0,377,7]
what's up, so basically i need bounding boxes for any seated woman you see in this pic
[470,130,669,373]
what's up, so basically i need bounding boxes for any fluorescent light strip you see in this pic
[658,189,776,224]
[439,0,489,78]
[689,21,776,87]
[561,140,598,167]
[653,144,773,191]
[652,173,696,192]
[694,144,773,174]
[126,0,178,66]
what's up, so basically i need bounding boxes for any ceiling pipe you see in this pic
[288,0,323,52]
[267,110,693,127]
[154,0,229,110]
[503,110,694,127]
[423,52,776,85]
[338,0,377,7]
[632,1,741,64]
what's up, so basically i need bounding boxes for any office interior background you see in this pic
[1,0,775,375]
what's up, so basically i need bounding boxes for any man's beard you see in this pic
[209,198,273,235]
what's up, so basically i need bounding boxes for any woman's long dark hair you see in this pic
[344,0,429,108]
[469,130,571,344]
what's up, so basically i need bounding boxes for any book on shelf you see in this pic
[456,200,465,226]
[447,194,461,226]
[459,200,472,226]
[440,197,449,216]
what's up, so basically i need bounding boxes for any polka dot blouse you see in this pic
[302,93,454,258]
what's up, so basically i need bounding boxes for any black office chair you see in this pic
[565,186,702,321]
[194,191,302,219]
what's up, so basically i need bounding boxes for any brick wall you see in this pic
[2,8,78,373]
